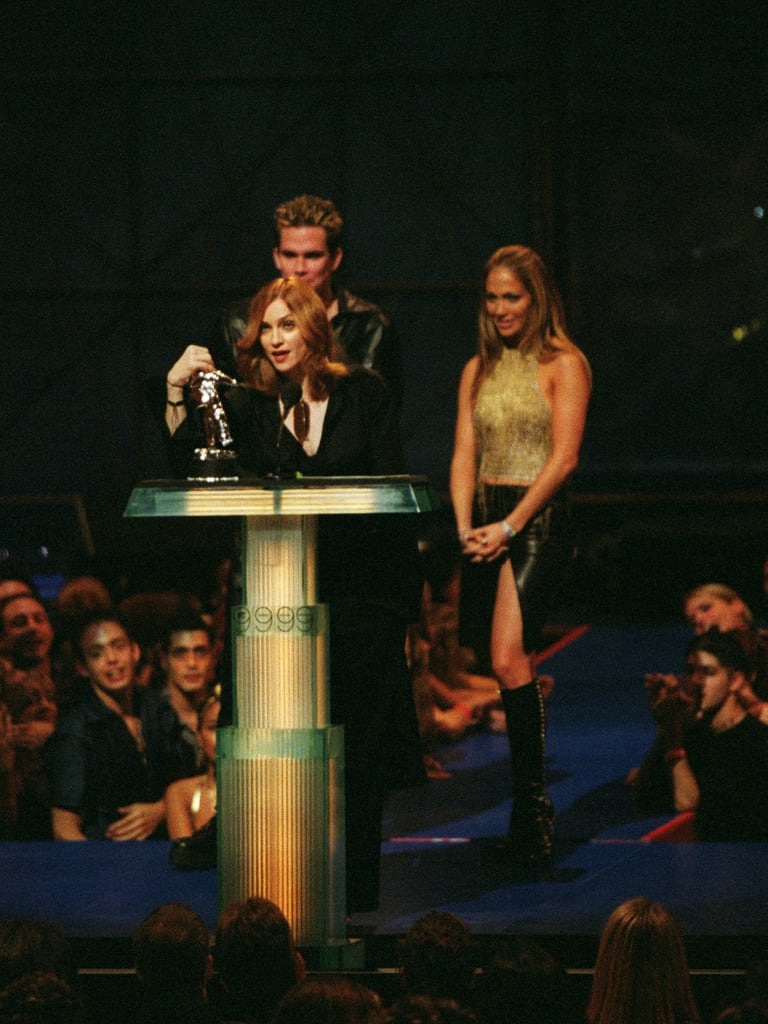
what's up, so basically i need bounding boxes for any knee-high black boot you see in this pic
[500,680,553,865]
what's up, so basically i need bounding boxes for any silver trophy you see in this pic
[188,370,240,481]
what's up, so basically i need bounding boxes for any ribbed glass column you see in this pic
[218,727,345,946]
[218,512,345,946]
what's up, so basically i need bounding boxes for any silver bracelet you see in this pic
[501,520,517,540]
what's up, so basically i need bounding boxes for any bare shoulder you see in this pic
[548,341,592,388]
[459,354,481,388]
[462,354,481,376]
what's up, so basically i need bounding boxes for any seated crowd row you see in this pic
[4,565,768,843]
[0,896,766,1024]
[0,572,220,842]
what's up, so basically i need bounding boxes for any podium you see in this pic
[124,476,439,947]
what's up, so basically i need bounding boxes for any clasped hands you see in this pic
[460,521,509,563]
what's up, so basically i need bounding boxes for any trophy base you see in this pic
[188,448,240,482]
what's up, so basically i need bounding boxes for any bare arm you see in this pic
[165,778,196,840]
[52,807,87,841]
[164,345,216,434]
[669,753,700,813]
[449,357,480,537]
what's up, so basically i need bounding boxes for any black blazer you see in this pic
[169,368,421,620]
[223,367,404,479]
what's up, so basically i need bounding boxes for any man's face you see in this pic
[78,620,139,699]
[688,650,737,713]
[273,225,342,305]
[0,596,53,668]
[164,629,213,698]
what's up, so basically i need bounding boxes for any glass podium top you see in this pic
[124,475,441,518]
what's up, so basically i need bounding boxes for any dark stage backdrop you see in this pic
[2,1,767,607]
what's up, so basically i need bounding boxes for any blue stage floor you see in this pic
[1,625,766,967]
[352,624,768,960]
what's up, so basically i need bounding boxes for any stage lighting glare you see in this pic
[731,318,761,343]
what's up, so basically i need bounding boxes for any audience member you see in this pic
[684,583,753,635]
[587,896,699,1024]
[213,896,305,1024]
[718,1003,768,1024]
[0,918,76,991]
[397,912,477,1008]
[50,576,113,709]
[0,970,85,1024]
[117,590,206,690]
[159,614,217,770]
[716,959,768,1024]
[628,583,768,813]
[44,612,197,840]
[0,594,57,838]
[0,575,35,604]
[166,690,219,840]
[740,959,768,1012]
[385,995,477,1024]
[53,576,113,627]
[0,660,56,838]
[132,902,213,1024]
[271,976,383,1024]
[0,594,55,683]
[473,937,577,1024]
[666,629,768,840]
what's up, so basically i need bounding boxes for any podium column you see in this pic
[218,513,345,944]
[124,477,439,950]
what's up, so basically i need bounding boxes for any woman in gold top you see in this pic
[450,245,591,869]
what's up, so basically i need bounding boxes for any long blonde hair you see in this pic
[587,898,699,1024]
[236,277,347,400]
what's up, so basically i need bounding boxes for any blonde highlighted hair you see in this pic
[684,583,753,629]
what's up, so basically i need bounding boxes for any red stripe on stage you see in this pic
[641,811,696,842]
[535,623,591,663]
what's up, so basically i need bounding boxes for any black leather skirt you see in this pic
[458,484,574,667]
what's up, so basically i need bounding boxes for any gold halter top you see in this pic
[472,347,552,483]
